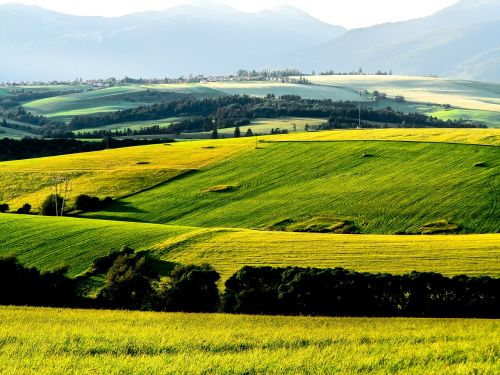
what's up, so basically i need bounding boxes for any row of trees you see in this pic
[223,266,499,317]
[68,95,483,132]
[1,253,498,317]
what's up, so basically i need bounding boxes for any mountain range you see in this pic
[0,0,499,81]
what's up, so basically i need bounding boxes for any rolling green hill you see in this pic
[86,139,499,234]
[15,76,500,129]
[0,215,498,279]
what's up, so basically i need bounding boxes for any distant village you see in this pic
[0,68,394,88]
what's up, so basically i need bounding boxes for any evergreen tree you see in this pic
[211,127,219,139]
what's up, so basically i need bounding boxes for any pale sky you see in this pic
[0,0,460,28]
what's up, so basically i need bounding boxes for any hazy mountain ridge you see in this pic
[0,0,498,81]
[285,0,500,80]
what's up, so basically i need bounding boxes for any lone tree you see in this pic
[245,128,254,137]
[211,127,219,139]
[0,204,9,213]
[234,126,241,138]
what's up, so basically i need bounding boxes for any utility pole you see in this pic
[52,175,71,216]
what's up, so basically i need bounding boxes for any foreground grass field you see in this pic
[0,306,498,374]
[1,215,498,279]
[87,138,499,234]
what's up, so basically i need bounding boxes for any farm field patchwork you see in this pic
[0,306,498,374]
[86,138,500,234]
[1,214,498,279]
[307,75,500,113]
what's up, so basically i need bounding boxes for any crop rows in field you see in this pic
[1,214,498,279]
[0,215,195,276]
[160,229,500,280]
[86,139,500,234]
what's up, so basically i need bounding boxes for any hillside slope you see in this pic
[85,139,499,234]
[1,215,498,279]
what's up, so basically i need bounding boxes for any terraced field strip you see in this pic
[160,229,500,280]
[3,214,497,280]
[23,86,146,116]
[87,139,499,234]
[147,81,362,101]
[0,137,255,208]
[0,215,198,276]
[1,306,498,374]
[272,128,500,146]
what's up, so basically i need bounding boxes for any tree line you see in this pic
[69,95,485,132]
[1,253,497,317]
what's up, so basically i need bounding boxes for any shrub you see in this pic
[40,194,64,216]
[0,256,77,307]
[74,194,113,212]
[158,264,220,312]
[16,203,31,214]
[223,266,499,318]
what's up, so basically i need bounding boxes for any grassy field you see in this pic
[0,137,254,209]
[86,137,499,234]
[274,128,500,146]
[159,229,500,280]
[426,108,500,128]
[1,214,498,279]
[2,129,498,231]
[0,306,498,374]
[74,117,326,138]
[0,215,195,276]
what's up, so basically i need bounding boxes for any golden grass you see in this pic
[0,138,255,208]
[1,128,497,210]
[156,229,500,281]
[0,306,498,374]
[271,127,500,146]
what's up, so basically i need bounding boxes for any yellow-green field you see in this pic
[275,127,500,146]
[1,215,498,280]
[158,229,500,280]
[2,128,497,210]
[0,137,254,208]
[0,306,498,374]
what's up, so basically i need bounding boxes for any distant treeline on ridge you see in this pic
[69,95,483,133]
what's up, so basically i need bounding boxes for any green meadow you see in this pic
[85,139,499,234]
